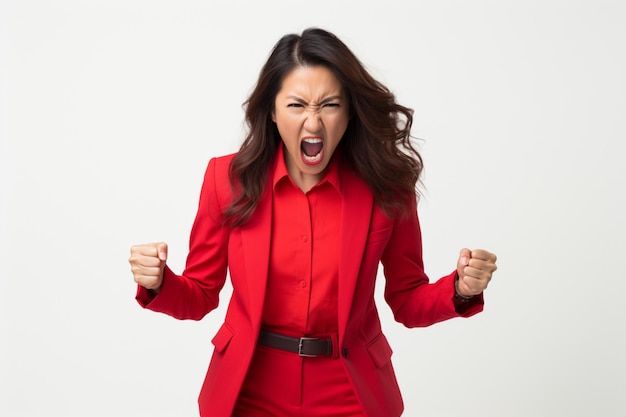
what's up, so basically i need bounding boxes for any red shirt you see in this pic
[261,145,342,337]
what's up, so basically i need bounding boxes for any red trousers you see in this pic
[233,343,365,417]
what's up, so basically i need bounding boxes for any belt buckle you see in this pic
[298,337,319,357]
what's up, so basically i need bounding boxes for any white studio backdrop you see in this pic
[2,0,625,416]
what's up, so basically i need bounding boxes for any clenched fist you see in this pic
[456,248,497,297]
[129,242,168,293]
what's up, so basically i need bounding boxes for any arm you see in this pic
[381,199,487,328]
[134,156,232,320]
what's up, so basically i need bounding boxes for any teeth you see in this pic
[301,137,324,161]
[303,153,322,162]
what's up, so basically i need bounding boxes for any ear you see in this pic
[271,108,276,123]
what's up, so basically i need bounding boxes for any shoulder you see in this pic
[201,153,238,215]
[204,152,237,183]
[208,152,237,174]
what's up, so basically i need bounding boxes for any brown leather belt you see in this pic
[258,330,333,357]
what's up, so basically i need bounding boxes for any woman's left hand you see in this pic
[456,248,498,297]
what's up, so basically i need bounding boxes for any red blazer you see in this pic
[137,153,483,417]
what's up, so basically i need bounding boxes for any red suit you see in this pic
[137,153,483,417]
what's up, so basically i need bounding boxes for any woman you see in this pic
[129,28,497,417]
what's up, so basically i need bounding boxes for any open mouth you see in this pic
[301,138,324,164]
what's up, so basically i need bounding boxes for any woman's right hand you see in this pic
[129,242,168,293]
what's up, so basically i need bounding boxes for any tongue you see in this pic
[301,141,323,157]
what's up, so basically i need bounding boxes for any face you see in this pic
[272,65,349,191]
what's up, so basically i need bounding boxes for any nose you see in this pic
[303,109,322,132]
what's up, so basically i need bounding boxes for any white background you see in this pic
[2,1,625,416]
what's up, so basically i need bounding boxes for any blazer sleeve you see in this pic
[381,198,483,328]
[135,156,233,320]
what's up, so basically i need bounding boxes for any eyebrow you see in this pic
[286,95,343,105]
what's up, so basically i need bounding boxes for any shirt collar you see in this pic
[272,143,342,195]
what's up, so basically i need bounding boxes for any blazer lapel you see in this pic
[337,170,374,335]
[238,187,273,328]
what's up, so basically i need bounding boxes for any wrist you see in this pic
[454,275,474,302]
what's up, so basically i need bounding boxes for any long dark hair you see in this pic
[225,28,422,226]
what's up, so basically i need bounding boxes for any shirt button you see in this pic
[300,280,307,288]
[302,236,308,242]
